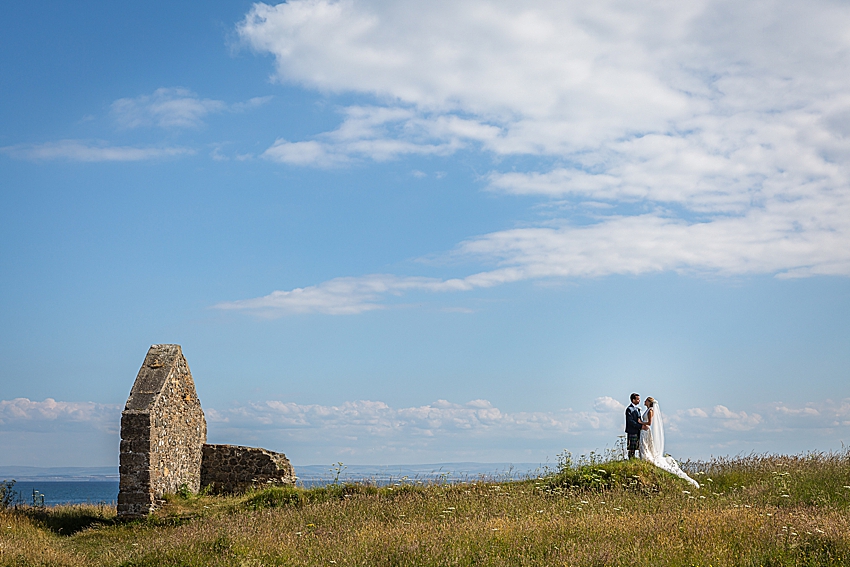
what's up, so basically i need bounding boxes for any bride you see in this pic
[639,397,699,488]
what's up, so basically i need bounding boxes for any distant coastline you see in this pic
[0,462,546,483]
[0,466,118,482]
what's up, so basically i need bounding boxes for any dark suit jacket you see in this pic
[625,404,642,435]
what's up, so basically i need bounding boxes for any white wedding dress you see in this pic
[639,403,699,488]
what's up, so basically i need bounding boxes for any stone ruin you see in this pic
[118,344,294,519]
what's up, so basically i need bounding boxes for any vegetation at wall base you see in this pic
[1,452,849,566]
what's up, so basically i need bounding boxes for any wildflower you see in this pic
[307,523,315,528]
[537,510,544,513]
[781,494,790,498]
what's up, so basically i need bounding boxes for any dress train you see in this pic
[639,406,699,489]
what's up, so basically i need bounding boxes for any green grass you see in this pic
[1,452,849,566]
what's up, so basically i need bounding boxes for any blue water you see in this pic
[0,463,545,506]
[9,482,118,506]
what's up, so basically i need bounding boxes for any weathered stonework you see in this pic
[200,444,295,494]
[118,345,207,518]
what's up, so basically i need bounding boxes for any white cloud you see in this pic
[0,140,194,162]
[230,0,850,300]
[2,396,846,464]
[770,399,850,428]
[238,0,850,158]
[110,88,272,129]
[593,396,625,413]
[0,398,120,433]
[263,139,340,166]
[238,0,695,130]
[211,396,850,461]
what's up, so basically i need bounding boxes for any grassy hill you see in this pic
[1,452,849,566]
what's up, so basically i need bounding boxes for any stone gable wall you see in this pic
[118,345,206,518]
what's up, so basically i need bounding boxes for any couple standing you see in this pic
[625,393,699,488]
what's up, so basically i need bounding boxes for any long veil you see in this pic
[651,402,665,457]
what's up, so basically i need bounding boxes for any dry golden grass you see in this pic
[1,453,849,566]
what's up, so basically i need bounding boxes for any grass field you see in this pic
[1,452,849,566]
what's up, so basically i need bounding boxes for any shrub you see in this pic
[245,485,302,509]
[1,479,17,509]
[540,456,694,494]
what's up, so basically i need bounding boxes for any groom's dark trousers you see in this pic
[625,404,642,459]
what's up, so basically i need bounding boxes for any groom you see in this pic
[625,393,642,459]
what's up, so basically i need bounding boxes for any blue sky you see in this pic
[1,0,849,469]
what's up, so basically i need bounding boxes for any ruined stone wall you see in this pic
[119,345,295,517]
[200,444,295,494]
[118,345,206,518]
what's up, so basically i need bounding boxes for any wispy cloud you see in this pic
[215,202,850,316]
[214,274,474,315]
[1,140,194,162]
[3,89,271,163]
[668,399,850,439]
[261,106,466,166]
[111,88,272,129]
[208,397,615,440]
[2,396,846,463]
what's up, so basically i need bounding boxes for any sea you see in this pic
[8,481,118,506]
[1,462,546,507]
